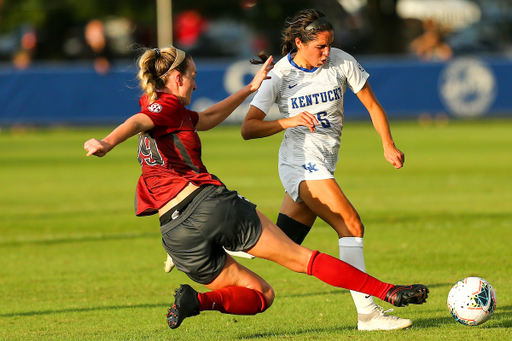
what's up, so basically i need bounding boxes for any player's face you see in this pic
[180,59,197,106]
[296,30,334,69]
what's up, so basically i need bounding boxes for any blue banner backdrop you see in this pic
[0,56,511,126]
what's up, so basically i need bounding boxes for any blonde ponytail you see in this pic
[136,46,189,103]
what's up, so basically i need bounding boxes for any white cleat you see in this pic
[164,253,175,273]
[357,306,412,331]
[164,250,255,273]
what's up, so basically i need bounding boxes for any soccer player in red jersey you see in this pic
[84,45,428,330]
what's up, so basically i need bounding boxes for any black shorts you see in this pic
[160,185,262,284]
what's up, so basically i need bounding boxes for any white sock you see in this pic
[339,237,377,315]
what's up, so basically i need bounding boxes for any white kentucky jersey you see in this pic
[250,48,369,174]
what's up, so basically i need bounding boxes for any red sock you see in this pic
[197,286,268,315]
[307,251,394,300]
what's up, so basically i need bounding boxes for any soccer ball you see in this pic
[447,277,497,326]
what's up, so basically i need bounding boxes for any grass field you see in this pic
[1,119,511,340]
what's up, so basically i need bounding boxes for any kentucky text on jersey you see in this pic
[290,87,342,109]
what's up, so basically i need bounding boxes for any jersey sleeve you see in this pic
[139,94,198,136]
[335,50,370,94]
[249,69,280,115]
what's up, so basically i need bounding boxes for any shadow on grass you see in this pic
[237,324,354,339]
[279,288,351,299]
[364,212,512,225]
[1,289,348,318]
[423,282,454,289]
[0,302,169,318]
[0,231,160,247]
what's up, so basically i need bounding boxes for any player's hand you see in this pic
[287,111,319,133]
[248,56,274,92]
[384,144,405,169]
[84,138,110,157]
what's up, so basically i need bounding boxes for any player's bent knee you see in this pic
[263,288,275,311]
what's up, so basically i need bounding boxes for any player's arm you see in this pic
[356,81,405,169]
[195,85,256,132]
[241,106,319,140]
[84,113,154,157]
[195,57,274,131]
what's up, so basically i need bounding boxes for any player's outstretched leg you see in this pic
[384,284,429,307]
[167,284,200,329]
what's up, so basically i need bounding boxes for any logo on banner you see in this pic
[439,58,497,118]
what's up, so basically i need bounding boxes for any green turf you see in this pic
[1,119,511,340]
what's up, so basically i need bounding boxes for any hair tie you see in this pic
[305,17,331,31]
[154,48,161,58]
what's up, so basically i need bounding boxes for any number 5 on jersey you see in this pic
[316,112,331,128]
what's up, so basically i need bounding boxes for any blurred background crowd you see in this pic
[1,0,512,72]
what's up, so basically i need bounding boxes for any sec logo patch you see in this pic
[148,103,162,113]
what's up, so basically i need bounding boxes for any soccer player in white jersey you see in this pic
[242,9,409,331]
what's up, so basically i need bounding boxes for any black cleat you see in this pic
[166,284,200,329]
[385,284,429,307]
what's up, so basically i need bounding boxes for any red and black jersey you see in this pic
[135,92,222,216]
